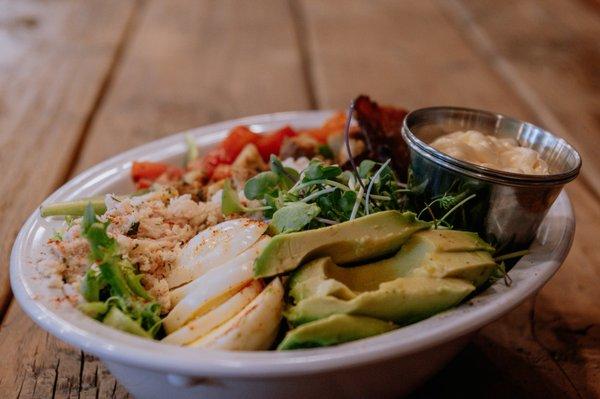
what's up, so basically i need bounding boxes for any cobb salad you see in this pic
[37,96,521,351]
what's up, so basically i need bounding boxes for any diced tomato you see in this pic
[165,165,184,181]
[131,161,184,189]
[255,126,297,161]
[303,112,347,143]
[221,126,259,163]
[131,161,169,182]
[201,147,227,180]
[136,178,153,189]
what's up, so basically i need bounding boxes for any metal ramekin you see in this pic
[401,106,581,252]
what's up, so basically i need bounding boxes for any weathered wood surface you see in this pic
[448,0,600,197]
[74,0,310,172]
[0,0,137,319]
[0,0,308,398]
[299,2,599,398]
[0,0,598,398]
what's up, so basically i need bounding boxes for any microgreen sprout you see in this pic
[222,155,403,232]
[365,159,391,215]
[438,194,476,224]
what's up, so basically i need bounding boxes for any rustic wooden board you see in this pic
[74,0,311,172]
[0,0,137,319]
[298,0,599,397]
[1,0,598,397]
[0,0,309,397]
[443,1,600,397]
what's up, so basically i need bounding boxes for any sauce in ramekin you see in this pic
[430,130,549,175]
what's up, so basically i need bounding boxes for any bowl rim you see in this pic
[10,110,575,378]
[402,106,582,185]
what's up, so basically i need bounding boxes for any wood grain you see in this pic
[0,0,137,318]
[297,0,531,117]
[442,1,600,396]
[74,0,311,173]
[1,0,598,397]
[299,0,599,397]
[448,0,600,197]
[0,0,309,397]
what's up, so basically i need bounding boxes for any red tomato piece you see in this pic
[303,112,346,143]
[221,126,259,163]
[136,178,153,190]
[131,161,169,183]
[255,126,297,161]
[201,147,227,180]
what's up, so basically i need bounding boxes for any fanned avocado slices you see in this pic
[254,211,430,278]
[288,229,497,304]
[285,277,475,326]
[285,229,497,327]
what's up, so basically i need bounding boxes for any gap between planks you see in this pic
[441,0,600,201]
[0,0,145,327]
[288,0,319,109]
[59,0,148,189]
[438,1,596,397]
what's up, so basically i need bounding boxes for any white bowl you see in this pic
[10,111,575,399]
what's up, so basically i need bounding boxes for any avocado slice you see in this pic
[288,229,496,304]
[277,314,397,350]
[285,277,475,326]
[373,229,496,287]
[254,211,430,278]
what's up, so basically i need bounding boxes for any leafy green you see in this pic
[270,203,321,234]
[222,179,247,215]
[304,160,342,181]
[269,155,299,188]
[78,301,108,319]
[244,171,280,200]
[317,144,334,159]
[80,268,104,302]
[358,160,376,178]
[225,157,405,234]
[78,203,162,339]
[103,307,152,338]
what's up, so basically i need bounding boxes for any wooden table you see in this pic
[0,1,598,397]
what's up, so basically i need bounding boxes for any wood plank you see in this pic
[298,0,598,397]
[440,1,600,397]
[445,0,600,197]
[0,0,137,318]
[0,0,309,397]
[298,0,531,117]
[74,0,311,172]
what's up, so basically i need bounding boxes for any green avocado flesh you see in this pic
[254,211,430,278]
[277,314,397,350]
[285,276,475,326]
[288,229,497,302]
[285,229,497,327]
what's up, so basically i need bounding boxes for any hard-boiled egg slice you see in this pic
[163,237,271,333]
[170,236,267,305]
[190,278,284,351]
[167,218,268,288]
[162,280,263,346]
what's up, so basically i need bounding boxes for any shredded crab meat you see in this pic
[38,187,224,311]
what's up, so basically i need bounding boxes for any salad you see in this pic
[37,96,511,350]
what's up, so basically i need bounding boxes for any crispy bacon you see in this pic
[353,95,410,181]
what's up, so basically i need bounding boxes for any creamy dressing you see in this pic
[429,130,549,175]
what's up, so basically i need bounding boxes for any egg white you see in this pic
[166,218,268,288]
